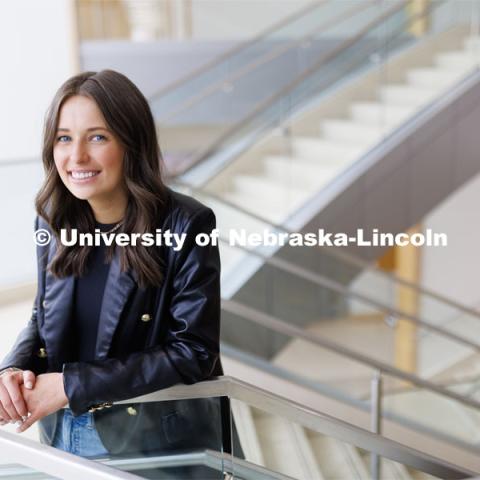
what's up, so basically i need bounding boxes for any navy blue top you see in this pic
[73,221,117,362]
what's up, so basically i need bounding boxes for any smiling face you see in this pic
[53,95,128,222]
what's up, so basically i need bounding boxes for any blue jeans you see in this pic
[50,408,109,458]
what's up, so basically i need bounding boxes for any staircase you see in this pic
[231,399,437,479]
[203,26,480,227]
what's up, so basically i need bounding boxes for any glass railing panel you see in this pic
[221,314,376,403]
[355,446,440,480]
[0,394,285,480]
[220,283,478,392]
[379,0,480,128]
[190,0,480,219]
[336,0,479,156]
[0,463,58,479]
[176,1,411,177]
[380,378,480,447]
[1,380,472,479]
[271,238,480,348]
[266,235,480,350]
[178,0,385,108]
[229,397,445,480]
[217,245,480,450]
[223,248,479,387]
[155,1,404,173]
[87,396,227,479]
[173,185,480,378]
[451,379,480,399]
[0,428,136,480]
[211,218,480,381]
[151,1,367,118]
[222,310,480,450]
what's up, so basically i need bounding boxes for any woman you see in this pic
[0,70,227,469]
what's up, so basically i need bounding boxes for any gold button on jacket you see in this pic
[141,313,151,322]
[127,406,137,416]
[37,348,47,358]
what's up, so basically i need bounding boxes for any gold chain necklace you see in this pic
[103,221,123,234]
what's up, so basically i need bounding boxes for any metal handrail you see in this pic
[221,299,480,412]
[311,238,480,321]
[114,376,477,478]
[175,0,414,176]
[148,1,326,101]
[0,430,139,480]
[100,451,295,480]
[156,0,378,123]
[1,378,474,478]
[216,234,480,352]
[174,180,480,324]
[221,342,480,455]
[0,449,294,480]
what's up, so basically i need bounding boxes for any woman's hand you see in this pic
[16,373,68,433]
[0,370,36,425]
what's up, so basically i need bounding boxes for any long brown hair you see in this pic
[35,70,167,288]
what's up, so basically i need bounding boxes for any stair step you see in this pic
[230,400,265,466]
[379,84,437,106]
[222,191,295,225]
[407,67,463,89]
[357,448,413,480]
[380,459,414,480]
[207,196,272,232]
[463,35,480,52]
[308,433,370,479]
[262,156,340,190]
[435,51,478,71]
[254,413,324,480]
[232,174,307,201]
[321,119,385,145]
[291,137,364,163]
[350,101,414,127]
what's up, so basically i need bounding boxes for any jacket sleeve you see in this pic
[62,208,221,415]
[0,298,40,373]
[0,217,42,373]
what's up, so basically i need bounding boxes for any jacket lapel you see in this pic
[42,269,75,367]
[95,248,137,360]
[42,241,137,365]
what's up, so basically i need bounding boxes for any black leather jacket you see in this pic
[0,188,225,457]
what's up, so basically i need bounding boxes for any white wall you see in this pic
[0,0,77,287]
[190,0,313,39]
[0,0,77,161]
[348,171,480,317]
[421,171,480,309]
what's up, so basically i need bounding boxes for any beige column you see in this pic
[67,0,81,74]
[175,0,193,39]
[184,0,193,39]
[407,0,430,37]
[394,225,422,374]
[76,0,129,41]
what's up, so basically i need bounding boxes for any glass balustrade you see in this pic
[0,379,468,479]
